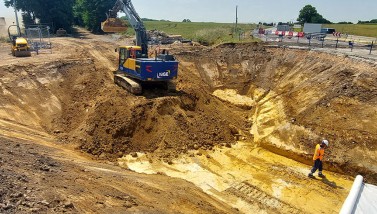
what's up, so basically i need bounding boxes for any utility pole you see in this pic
[235,5,238,35]
[14,0,20,35]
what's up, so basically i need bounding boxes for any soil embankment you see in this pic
[1,32,376,213]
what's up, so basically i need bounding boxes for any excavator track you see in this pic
[166,81,176,92]
[14,50,32,57]
[114,73,142,95]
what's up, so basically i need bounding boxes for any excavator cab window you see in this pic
[129,49,136,59]
[119,48,126,66]
[135,50,142,58]
[127,48,142,59]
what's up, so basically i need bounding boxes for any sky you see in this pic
[0,0,377,24]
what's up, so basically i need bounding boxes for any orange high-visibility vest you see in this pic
[313,144,325,161]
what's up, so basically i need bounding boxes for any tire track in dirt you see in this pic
[226,181,302,214]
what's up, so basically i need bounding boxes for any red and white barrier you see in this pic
[271,31,305,37]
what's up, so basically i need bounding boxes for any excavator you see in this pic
[101,0,178,94]
[8,25,31,57]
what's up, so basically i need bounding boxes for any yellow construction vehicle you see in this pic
[8,25,31,57]
[101,0,178,94]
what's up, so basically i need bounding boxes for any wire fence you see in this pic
[25,25,52,54]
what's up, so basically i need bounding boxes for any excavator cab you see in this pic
[105,0,178,94]
[118,46,143,71]
[101,18,128,32]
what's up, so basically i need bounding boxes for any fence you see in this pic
[253,29,375,55]
[25,25,52,54]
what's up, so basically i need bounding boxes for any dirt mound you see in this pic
[17,41,246,162]
[74,88,246,161]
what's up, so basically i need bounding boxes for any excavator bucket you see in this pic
[101,18,128,33]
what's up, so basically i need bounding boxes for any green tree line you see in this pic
[4,0,75,32]
[74,0,115,33]
[297,5,331,24]
[4,0,116,33]
[358,19,377,24]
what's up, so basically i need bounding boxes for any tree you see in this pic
[4,0,75,32]
[74,0,116,33]
[337,21,353,24]
[297,5,331,24]
[311,14,331,24]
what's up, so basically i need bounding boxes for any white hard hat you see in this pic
[322,139,329,147]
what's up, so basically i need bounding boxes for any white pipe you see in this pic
[339,175,364,214]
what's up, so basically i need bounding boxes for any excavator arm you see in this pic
[102,0,148,56]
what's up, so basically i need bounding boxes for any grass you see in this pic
[121,21,376,45]
[323,24,377,38]
[123,21,259,45]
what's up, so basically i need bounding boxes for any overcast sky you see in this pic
[1,0,377,24]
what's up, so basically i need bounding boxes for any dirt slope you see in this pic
[174,43,377,183]
[0,38,237,213]
[0,129,235,213]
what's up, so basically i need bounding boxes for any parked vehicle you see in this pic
[321,28,336,34]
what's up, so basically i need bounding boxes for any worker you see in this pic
[308,139,329,178]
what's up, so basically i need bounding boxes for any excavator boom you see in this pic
[101,0,148,55]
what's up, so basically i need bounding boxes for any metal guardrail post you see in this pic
[370,41,373,55]
[336,39,338,49]
[349,41,353,52]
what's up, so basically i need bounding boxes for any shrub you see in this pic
[193,28,229,46]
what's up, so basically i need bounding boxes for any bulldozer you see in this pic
[8,25,31,57]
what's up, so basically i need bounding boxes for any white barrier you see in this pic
[339,175,363,214]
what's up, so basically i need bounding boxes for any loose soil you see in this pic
[1,29,376,213]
